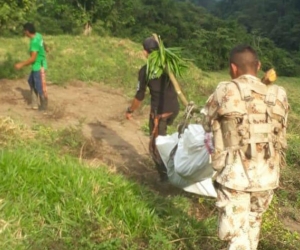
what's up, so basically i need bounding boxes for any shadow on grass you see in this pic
[88,121,224,249]
[88,121,185,196]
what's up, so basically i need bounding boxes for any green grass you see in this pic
[0,35,300,249]
[0,136,299,250]
[0,144,222,250]
[0,35,211,101]
[0,36,145,94]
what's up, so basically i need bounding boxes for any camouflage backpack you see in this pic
[211,76,288,171]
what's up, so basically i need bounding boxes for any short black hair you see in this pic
[143,37,159,53]
[23,23,36,34]
[229,45,259,73]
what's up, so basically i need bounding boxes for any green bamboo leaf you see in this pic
[146,34,188,84]
[156,68,163,78]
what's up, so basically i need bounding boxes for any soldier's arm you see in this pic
[202,92,219,132]
[282,89,289,147]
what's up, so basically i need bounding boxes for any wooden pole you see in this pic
[168,71,188,107]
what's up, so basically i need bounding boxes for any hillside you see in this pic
[1,0,300,76]
[0,35,300,249]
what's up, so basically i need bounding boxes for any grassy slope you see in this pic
[0,35,300,249]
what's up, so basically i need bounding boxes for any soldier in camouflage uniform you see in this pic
[203,45,289,250]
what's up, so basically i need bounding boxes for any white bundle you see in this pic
[156,124,217,198]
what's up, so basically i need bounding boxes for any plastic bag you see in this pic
[156,125,217,198]
[174,124,214,182]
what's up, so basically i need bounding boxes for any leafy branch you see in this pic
[146,34,189,107]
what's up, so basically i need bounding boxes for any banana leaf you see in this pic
[146,34,189,107]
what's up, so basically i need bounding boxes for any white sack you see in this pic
[183,178,217,198]
[156,133,190,188]
[174,124,213,182]
[156,128,217,198]
[156,132,179,166]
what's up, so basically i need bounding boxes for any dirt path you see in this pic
[0,78,186,196]
[2,78,300,233]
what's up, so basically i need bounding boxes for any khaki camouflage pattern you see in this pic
[216,185,273,250]
[203,74,289,192]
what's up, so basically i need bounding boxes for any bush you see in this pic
[0,53,25,79]
[273,48,297,76]
[37,16,64,35]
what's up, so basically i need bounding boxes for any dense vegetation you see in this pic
[0,0,299,76]
[211,0,300,52]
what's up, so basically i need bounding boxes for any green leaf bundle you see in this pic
[146,35,187,82]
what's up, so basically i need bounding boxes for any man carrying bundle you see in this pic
[126,36,180,182]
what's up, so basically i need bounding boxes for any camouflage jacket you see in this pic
[203,74,289,191]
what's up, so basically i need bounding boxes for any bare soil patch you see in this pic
[2,78,299,232]
[0,78,187,197]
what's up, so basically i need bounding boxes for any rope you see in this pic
[178,101,200,135]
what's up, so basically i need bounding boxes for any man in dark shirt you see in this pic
[126,36,180,181]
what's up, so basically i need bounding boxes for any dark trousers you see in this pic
[149,111,178,179]
[28,70,47,98]
[28,69,48,110]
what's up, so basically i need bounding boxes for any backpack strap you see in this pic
[231,78,274,159]
[231,79,268,101]
[265,85,279,106]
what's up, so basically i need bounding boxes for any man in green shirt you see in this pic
[15,23,48,110]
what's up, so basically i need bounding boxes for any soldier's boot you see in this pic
[31,89,39,110]
[39,96,48,111]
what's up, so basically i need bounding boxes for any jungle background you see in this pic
[1,0,300,75]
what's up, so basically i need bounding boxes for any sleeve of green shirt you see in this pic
[30,40,39,52]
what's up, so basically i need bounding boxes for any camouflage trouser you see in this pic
[216,185,274,250]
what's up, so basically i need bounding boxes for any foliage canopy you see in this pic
[0,0,299,76]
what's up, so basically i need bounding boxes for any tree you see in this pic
[0,0,36,34]
[213,0,300,51]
